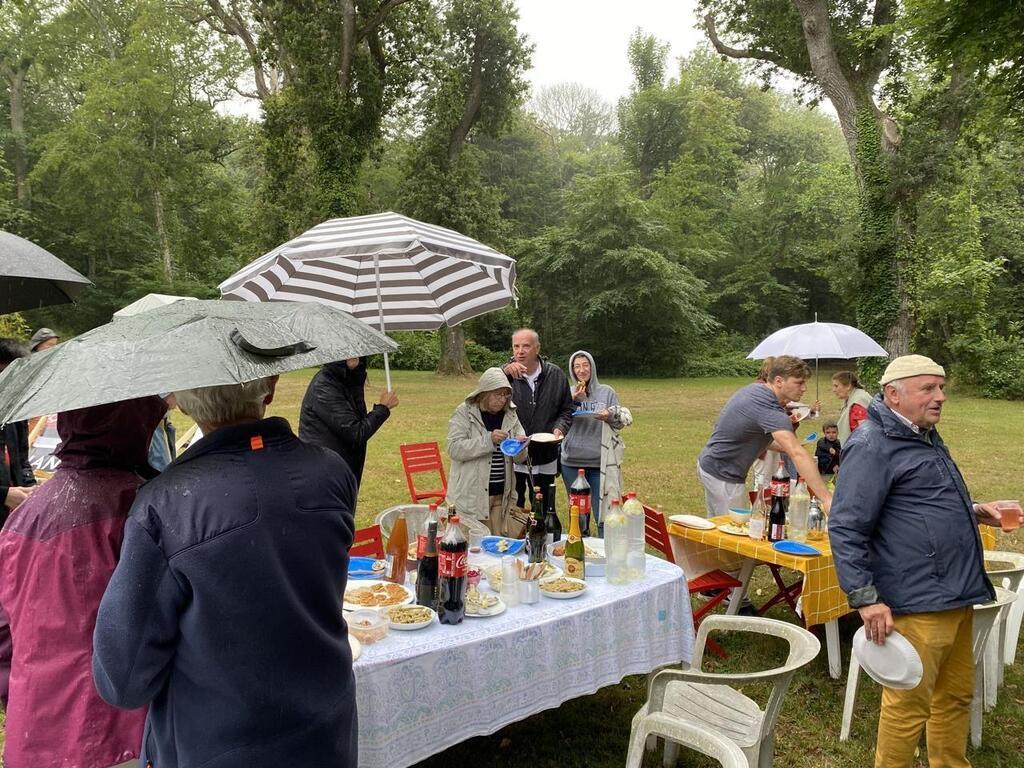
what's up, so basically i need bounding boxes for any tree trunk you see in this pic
[436,324,473,376]
[8,62,30,207]
[153,189,173,285]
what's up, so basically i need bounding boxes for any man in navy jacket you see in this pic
[93,376,359,768]
[829,355,1012,768]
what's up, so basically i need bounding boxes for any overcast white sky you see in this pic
[515,0,705,104]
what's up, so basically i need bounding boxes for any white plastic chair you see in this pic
[840,588,1018,745]
[626,715,747,768]
[628,615,820,768]
[982,551,1024,709]
[971,587,1017,747]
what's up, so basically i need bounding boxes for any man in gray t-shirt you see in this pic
[697,356,833,517]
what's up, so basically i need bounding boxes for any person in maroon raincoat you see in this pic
[0,396,167,768]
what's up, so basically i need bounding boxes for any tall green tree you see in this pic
[400,0,531,375]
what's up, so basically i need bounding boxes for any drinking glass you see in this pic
[995,500,1022,533]
[468,530,484,554]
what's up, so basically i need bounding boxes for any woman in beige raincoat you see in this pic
[446,367,528,534]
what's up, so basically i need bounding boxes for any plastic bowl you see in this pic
[728,508,752,526]
[347,609,389,645]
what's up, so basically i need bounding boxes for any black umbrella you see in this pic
[0,231,91,313]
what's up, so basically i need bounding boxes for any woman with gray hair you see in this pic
[93,376,361,768]
[446,367,528,535]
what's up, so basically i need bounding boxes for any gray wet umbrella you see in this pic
[0,231,91,313]
[0,300,397,423]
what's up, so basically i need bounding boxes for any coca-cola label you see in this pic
[438,549,468,577]
[416,534,427,560]
[570,493,590,515]
[770,481,790,497]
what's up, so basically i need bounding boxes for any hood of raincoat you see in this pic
[464,367,515,407]
[568,350,602,394]
[55,395,167,475]
[322,357,368,388]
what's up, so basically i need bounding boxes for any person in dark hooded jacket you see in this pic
[299,357,398,485]
[0,396,166,768]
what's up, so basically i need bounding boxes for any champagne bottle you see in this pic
[564,504,586,579]
[528,489,547,563]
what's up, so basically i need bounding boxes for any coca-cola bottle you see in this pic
[437,515,468,624]
[416,520,439,610]
[569,469,592,535]
[768,461,790,542]
[416,503,438,560]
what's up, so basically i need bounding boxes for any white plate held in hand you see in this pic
[853,627,923,689]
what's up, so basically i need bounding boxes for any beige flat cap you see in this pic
[879,354,946,386]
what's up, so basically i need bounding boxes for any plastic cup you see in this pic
[469,531,484,553]
[518,579,540,604]
[995,500,1022,533]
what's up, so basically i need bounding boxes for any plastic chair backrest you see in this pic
[691,614,821,743]
[642,504,676,564]
[984,550,1024,592]
[399,442,448,504]
[972,587,1018,662]
[350,524,385,559]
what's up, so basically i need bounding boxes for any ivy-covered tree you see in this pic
[400,0,531,375]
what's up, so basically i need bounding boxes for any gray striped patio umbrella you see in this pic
[219,212,517,387]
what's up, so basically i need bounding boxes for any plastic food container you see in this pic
[347,609,389,644]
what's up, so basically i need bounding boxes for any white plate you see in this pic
[348,634,362,661]
[529,432,563,443]
[385,605,436,631]
[539,576,588,599]
[343,581,415,612]
[787,402,812,422]
[465,597,507,618]
[546,540,606,576]
[717,523,749,536]
[853,627,923,689]
[670,514,716,530]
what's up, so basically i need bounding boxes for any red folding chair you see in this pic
[758,565,804,618]
[643,504,741,658]
[350,524,385,559]
[399,442,448,505]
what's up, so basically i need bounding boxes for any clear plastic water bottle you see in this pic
[622,492,646,581]
[603,499,630,585]
[789,478,810,542]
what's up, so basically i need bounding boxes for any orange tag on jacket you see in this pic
[250,435,264,451]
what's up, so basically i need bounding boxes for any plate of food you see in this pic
[669,514,716,530]
[385,604,436,631]
[717,523,749,536]
[343,581,415,612]
[481,536,526,556]
[465,587,506,617]
[348,556,388,580]
[529,432,563,443]
[539,576,588,599]
[547,538,606,576]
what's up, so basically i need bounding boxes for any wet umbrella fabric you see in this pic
[0,231,91,313]
[0,300,397,423]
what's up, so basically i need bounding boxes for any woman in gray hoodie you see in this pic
[560,351,632,536]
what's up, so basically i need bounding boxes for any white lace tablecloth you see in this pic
[353,555,692,768]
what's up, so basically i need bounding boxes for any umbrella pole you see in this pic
[374,253,392,391]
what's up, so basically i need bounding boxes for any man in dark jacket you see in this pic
[830,355,1010,768]
[502,329,574,515]
[299,357,398,485]
[0,339,36,522]
[93,376,360,768]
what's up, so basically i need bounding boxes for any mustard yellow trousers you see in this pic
[874,606,974,768]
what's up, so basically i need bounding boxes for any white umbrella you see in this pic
[218,211,517,388]
[748,316,888,399]
[113,292,197,319]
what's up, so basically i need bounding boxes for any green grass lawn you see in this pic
[5,369,1022,767]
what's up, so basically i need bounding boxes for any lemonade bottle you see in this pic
[603,499,630,584]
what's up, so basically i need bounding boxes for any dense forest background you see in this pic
[1,1,1022,396]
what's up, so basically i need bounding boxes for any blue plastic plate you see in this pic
[499,438,526,456]
[348,556,386,579]
[481,536,526,556]
[571,410,599,418]
[772,540,822,557]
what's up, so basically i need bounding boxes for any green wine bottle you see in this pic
[563,504,586,579]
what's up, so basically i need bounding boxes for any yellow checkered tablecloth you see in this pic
[668,516,852,627]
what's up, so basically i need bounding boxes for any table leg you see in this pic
[825,620,841,679]
[726,559,757,615]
